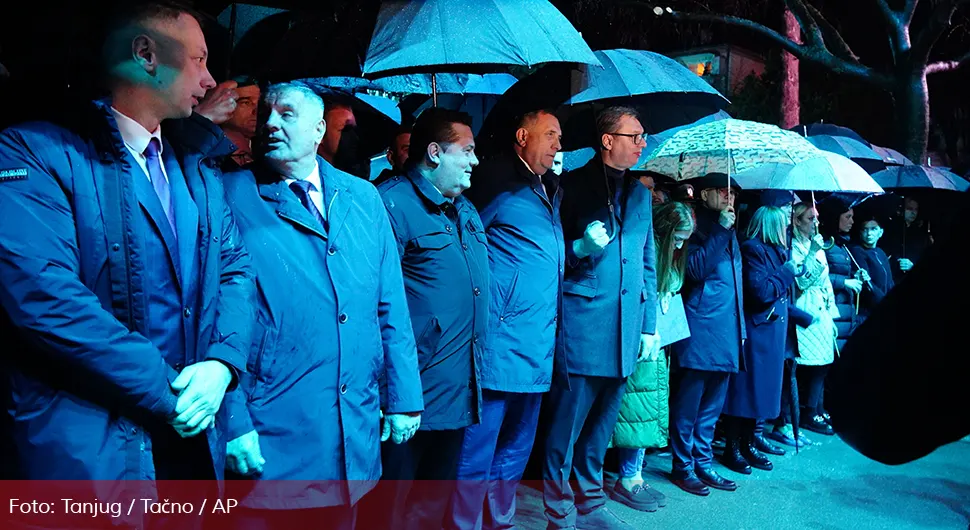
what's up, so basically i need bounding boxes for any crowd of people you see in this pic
[0,3,942,530]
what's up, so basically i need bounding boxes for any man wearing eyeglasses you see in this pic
[543,106,660,530]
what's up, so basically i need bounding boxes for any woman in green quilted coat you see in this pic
[608,201,695,511]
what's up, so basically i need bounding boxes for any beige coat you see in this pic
[792,235,840,366]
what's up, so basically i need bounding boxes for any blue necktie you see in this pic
[144,138,177,238]
[289,179,326,229]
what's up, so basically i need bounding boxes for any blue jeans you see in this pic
[616,448,645,479]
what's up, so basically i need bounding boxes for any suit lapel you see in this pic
[125,149,182,289]
[163,140,199,285]
[256,169,329,241]
[319,161,352,243]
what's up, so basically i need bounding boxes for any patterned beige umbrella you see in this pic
[639,119,825,182]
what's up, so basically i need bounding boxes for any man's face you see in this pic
[320,106,357,159]
[430,123,479,198]
[603,114,645,170]
[259,89,325,167]
[860,220,883,247]
[149,14,217,119]
[551,152,564,175]
[519,112,562,175]
[387,132,410,170]
[701,186,735,211]
[903,198,919,224]
[223,84,260,137]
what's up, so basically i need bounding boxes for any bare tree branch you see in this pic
[806,3,861,62]
[654,8,894,87]
[874,0,898,27]
[913,0,970,68]
[902,0,919,26]
[783,0,825,46]
[926,49,970,73]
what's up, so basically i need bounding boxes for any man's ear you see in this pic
[601,133,614,152]
[132,34,158,76]
[315,117,327,144]
[515,128,529,147]
[427,142,441,165]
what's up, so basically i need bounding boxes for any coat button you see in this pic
[621,289,628,295]
[473,287,481,296]
[328,246,336,255]
[463,243,469,251]
[622,258,628,264]
[213,236,219,242]
[340,384,348,394]
[183,308,191,318]
[112,243,121,251]
[339,313,348,324]
[446,225,453,232]
[175,363,184,371]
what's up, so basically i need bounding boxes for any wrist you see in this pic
[572,239,589,259]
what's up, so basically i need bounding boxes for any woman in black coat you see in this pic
[720,204,804,475]
[817,196,866,353]
[848,214,895,321]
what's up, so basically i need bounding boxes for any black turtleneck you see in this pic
[603,163,629,218]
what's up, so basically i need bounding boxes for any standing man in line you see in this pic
[446,109,566,530]
[360,107,488,530]
[543,106,661,530]
[0,2,255,528]
[220,82,423,530]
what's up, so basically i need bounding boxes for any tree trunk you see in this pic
[895,71,930,164]
[780,8,800,129]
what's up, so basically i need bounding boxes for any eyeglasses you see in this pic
[609,132,648,146]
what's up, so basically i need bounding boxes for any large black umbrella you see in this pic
[790,122,871,147]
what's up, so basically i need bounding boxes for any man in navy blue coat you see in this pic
[220,83,423,530]
[446,109,566,530]
[668,173,746,496]
[0,3,255,527]
[543,107,660,530]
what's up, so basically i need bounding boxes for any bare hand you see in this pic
[784,260,799,274]
[844,279,863,294]
[718,206,736,229]
[898,258,913,272]
[382,412,421,444]
[170,361,232,437]
[226,430,265,476]
[575,220,610,258]
[854,269,871,283]
[195,80,239,125]
[637,332,661,363]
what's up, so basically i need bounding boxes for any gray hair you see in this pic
[596,106,640,138]
[265,82,326,117]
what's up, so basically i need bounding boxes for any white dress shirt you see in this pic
[110,107,170,186]
[284,161,325,218]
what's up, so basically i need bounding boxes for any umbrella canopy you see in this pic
[304,86,401,158]
[805,135,881,162]
[790,122,871,147]
[362,0,600,77]
[871,145,915,166]
[734,151,884,193]
[304,73,517,97]
[871,165,969,191]
[640,119,823,181]
[478,49,729,155]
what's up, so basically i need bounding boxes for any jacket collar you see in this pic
[405,167,451,210]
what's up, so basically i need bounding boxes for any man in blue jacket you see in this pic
[220,82,423,530]
[0,2,254,527]
[544,106,660,530]
[668,173,746,496]
[362,107,488,530]
[446,109,566,530]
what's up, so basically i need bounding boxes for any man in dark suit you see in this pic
[0,2,255,528]
[447,109,566,530]
[221,82,423,530]
[543,106,660,530]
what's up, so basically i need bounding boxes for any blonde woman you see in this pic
[609,202,694,512]
[791,203,840,436]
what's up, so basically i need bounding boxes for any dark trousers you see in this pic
[446,390,542,530]
[798,364,830,416]
[668,368,729,476]
[148,426,217,530]
[229,504,357,530]
[357,428,464,530]
[542,374,626,529]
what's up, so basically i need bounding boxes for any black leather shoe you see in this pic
[754,434,786,456]
[801,415,834,436]
[670,473,710,497]
[696,467,737,491]
[720,438,752,474]
[741,442,773,471]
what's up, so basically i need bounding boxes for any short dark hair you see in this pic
[513,109,557,143]
[407,108,473,169]
[231,75,259,88]
[101,1,204,74]
[596,106,640,138]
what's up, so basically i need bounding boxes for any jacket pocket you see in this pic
[498,270,521,320]
[412,232,453,251]
[750,305,779,327]
[415,316,443,372]
[247,325,277,401]
[563,274,597,299]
